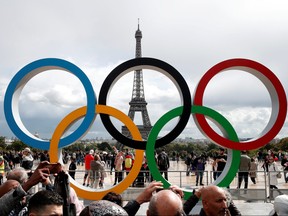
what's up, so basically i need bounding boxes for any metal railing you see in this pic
[3,167,287,203]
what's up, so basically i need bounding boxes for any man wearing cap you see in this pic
[83,150,94,187]
[21,148,34,172]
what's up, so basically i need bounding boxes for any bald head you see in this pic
[147,189,184,216]
[201,185,228,216]
[0,180,20,198]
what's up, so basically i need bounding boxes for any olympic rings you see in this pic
[49,105,144,200]
[193,58,287,150]
[146,105,240,200]
[4,58,96,150]
[3,57,287,200]
[98,57,192,150]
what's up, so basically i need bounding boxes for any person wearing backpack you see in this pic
[157,148,170,180]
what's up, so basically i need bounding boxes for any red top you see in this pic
[84,154,94,170]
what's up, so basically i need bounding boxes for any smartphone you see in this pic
[45,163,61,174]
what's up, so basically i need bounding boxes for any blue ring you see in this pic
[4,58,96,150]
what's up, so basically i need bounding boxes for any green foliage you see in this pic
[7,140,27,151]
[277,137,288,152]
[97,142,112,151]
[0,136,7,150]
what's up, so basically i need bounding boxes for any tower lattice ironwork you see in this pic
[121,22,152,140]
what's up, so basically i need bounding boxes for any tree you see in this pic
[97,142,112,151]
[7,140,27,151]
[0,136,7,150]
[277,137,288,152]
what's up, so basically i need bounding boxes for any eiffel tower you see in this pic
[121,22,152,141]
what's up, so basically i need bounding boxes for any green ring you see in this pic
[146,105,241,200]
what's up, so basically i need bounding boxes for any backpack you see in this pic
[125,157,133,169]
[158,153,168,167]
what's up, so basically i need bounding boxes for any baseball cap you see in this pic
[89,149,94,155]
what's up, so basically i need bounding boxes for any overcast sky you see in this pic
[1,1,288,145]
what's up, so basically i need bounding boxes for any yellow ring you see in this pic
[49,104,144,200]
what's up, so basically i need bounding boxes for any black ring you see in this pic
[98,57,191,150]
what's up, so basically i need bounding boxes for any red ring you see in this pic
[193,58,287,150]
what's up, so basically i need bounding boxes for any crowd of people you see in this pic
[0,146,287,215]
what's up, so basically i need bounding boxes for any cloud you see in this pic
[1,1,288,144]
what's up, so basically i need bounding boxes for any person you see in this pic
[123,181,164,216]
[185,153,193,176]
[176,152,180,163]
[69,157,77,180]
[102,191,123,206]
[83,149,94,187]
[0,179,20,198]
[99,159,107,188]
[211,156,218,181]
[269,194,288,216]
[146,189,184,216]
[21,147,34,172]
[79,200,128,216]
[280,154,288,183]
[262,154,269,172]
[69,186,85,215]
[7,167,29,184]
[110,153,116,175]
[215,148,227,178]
[238,151,251,190]
[0,156,5,185]
[267,156,283,199]
[277,150,284,162]
[157,148,170,180]
[124,148,134,176]
[249,158,258,184]
[183,185,241,216]
[194,155,206,186]
[39,150,50,162]
[28,190,64,215]
[101,181,164,216]
[0,162,51,215]
[114,150,124,185]
[200,185,231,216]
[90,154,105,188]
